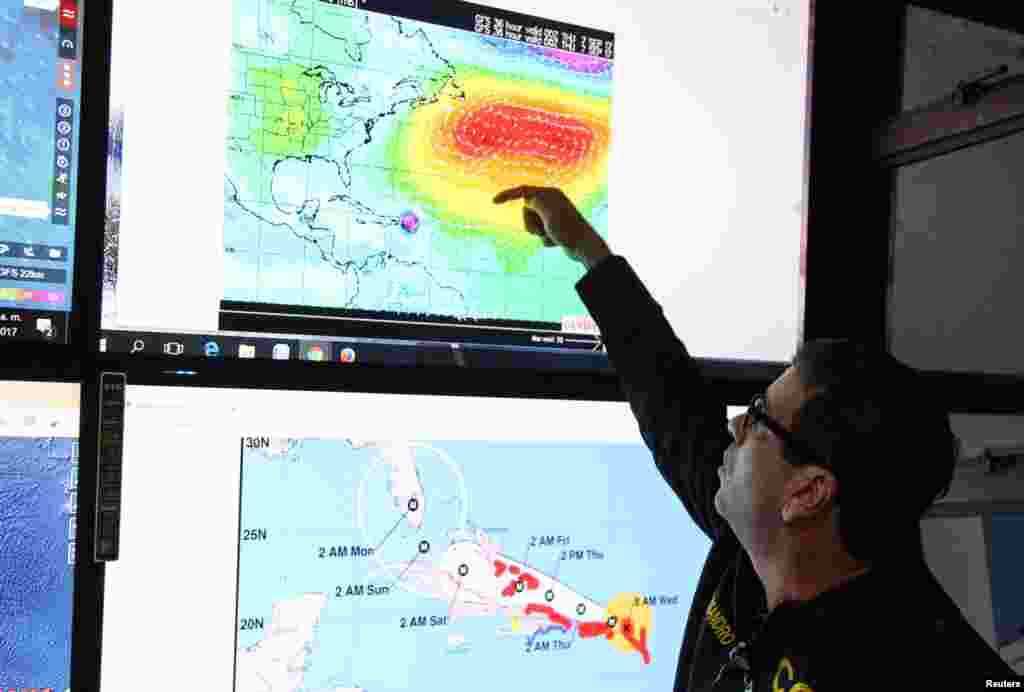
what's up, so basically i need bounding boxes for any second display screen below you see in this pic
[99,385,714,691]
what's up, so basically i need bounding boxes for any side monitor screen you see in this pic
[101,0,810,369]
[99,386,714,690]
[0,380,81,691]
[0,0,86,344]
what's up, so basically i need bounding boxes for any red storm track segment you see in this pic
[524,603,573,630]
[621,618,651,664]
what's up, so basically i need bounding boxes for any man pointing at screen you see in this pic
[493,186,1016,690]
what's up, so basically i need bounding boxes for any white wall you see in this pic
[944,414,1024,503]
[928,412,1024,673]
[893,14,1024,672]
[921,512,1024,675]
[888,7,1024,376]
[920,516,996,647]
[901,7,1024,112]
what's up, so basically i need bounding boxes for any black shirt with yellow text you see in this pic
[574,254,1018,691]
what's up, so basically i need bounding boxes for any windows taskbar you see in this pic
[97,330,612,371]
[0,307,68,342]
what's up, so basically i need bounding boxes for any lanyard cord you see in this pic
[712,640,752,688]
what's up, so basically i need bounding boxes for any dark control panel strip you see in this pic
[94,372,126,561]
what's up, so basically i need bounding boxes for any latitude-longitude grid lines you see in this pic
[240,13,326,306]
[241,12,431,315]
[236,49,265,303]
[237,4,577,322]
[250,0,269,302]
[302,3,317,305]
[238,5,392,310]
[248,12,446,315]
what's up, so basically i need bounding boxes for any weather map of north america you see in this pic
[223,0,611,323]
[234,438,710,692]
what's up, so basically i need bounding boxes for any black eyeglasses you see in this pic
[736,394,832,471]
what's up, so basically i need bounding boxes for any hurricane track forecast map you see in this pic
[234,438,708,692]
[224,0,611,322]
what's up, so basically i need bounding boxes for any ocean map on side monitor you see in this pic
[0,0,84,343]
[0,381,80,692]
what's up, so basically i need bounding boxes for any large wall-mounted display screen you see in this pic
[100,0,811,369]
[98,385,715,691]
[0,0,87,344]
[0,380,80,691]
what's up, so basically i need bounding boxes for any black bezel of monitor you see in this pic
[91,349,782,403]
[68,0,112,349]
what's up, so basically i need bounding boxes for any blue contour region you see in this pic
[0,437,76,690]
[525,622,575,651]
[0,1,80,311]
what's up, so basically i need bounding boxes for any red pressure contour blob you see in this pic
[451,103,594,169]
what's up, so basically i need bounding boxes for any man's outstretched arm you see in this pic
[575,254,733,541]
[493,186,733,541]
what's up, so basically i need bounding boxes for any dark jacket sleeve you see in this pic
[575,255,734,541]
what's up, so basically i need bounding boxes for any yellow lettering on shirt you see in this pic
[773,657,815,692]
[704,592,737,646]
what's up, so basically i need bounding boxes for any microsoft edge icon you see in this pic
[204,341,221,357]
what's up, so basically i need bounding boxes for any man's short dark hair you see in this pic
[788,338,959,562]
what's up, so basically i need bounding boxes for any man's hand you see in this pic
[493,186,611,269]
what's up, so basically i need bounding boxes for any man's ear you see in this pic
[781,467,838,523]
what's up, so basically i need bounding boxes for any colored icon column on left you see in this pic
[51,99,75,226]
[58,0,79,59]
